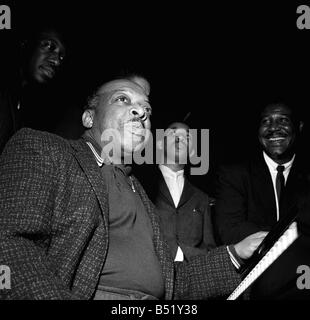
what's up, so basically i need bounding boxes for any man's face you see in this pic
[164,122,193,164]
[27,30,66,84]
[94,80,152,159]
[258,104,299,163]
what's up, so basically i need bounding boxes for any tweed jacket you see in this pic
[0,128,240,300]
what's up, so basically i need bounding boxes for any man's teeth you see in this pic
[268,137,285,141]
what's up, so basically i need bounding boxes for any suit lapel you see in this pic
[251,154,277,225]
[158,170,176,206]
[281,157,307,216]
[69,139,109,227]
[157,168,194,208]
[178,178,195,208]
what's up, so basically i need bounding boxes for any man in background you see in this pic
[215,101,310,298]
[0,26,66,153]
[143,122,217,262]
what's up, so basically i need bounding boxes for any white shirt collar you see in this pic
[263,151,295,172]
[159,165,184,179]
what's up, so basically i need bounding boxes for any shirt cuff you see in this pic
[227,245,244,270]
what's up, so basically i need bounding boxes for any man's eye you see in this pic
[260,118,270,126]
[40,40,56,51]
[279,117,290,124]
[115,96,129,103]
[145,106,152,115]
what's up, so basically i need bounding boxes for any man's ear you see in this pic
[82,110,94,129]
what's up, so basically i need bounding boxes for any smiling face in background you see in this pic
[26,30,66,84]
[92,79,152,160]
[258,103,301,164]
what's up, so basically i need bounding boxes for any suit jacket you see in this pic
[146,167,216,261]
[214,152,309,244]
[0,128,240,300]
[215,152,310,299]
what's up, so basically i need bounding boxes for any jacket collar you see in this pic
[69,138,109,228]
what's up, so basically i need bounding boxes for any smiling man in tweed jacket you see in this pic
[0,75,265,300]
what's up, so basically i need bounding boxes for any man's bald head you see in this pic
[86,75,150,111]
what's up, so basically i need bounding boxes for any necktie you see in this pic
[276,165,285,204]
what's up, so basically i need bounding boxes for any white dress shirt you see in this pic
[263,152,295,221]
[159,165,185,261]
[159,165,184,208]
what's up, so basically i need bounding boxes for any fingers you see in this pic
[249,231,268,239]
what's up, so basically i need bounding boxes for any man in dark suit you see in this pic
[0,75,265,300]
[143,122,216,262]
[214,101,310,299]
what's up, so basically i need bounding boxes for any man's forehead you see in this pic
[168,122,190,131]
[261,104,292,118]
[98,80,148,97]
[38,31,66,50]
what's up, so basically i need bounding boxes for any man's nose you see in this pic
[267,119,281,131]
[49,53,62,67]
[130,105,147,121]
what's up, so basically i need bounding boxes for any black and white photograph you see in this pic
[1,0,310,311]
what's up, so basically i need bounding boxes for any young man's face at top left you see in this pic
[27,30,66,84]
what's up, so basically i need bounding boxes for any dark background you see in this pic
[1,1,310,195]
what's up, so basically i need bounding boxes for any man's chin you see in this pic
[265,148,293,162]
[31,73,51,85]
[122,142,145,154]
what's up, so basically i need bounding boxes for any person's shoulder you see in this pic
[185,177,210,203]
[6,128,71,155]
[216,156,259,175]
[13,127,68,144]
[216,163,246,180]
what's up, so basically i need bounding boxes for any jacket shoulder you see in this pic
[216,158,257,180]
[186,178,210,205]
[2,128,73,162]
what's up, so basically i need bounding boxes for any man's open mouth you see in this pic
[124,121,145,137]
[130,119,145,129]
[267,137,286,142]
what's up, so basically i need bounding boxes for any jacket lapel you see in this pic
[251,154,277,225]
[178,178,195,208]
[158,170,176,206]
[69,139,109,228]
[281,156,308,216]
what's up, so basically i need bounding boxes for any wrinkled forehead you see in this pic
[98,79,148,97]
